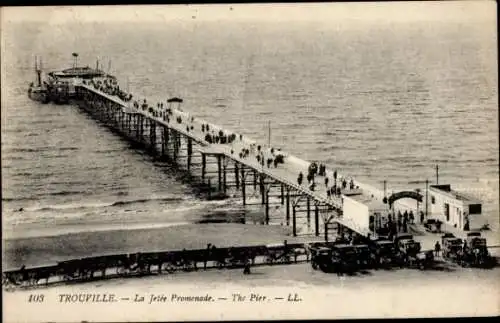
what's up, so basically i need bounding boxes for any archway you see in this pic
[385,191,423,209]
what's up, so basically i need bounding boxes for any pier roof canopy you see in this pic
[49,66,107,79]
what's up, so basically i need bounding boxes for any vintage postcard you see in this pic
[1,2,498,322]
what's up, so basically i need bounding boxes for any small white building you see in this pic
[341,191,389,235]
[429,184,483,230]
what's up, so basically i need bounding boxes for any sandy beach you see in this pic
[2,223,318,269]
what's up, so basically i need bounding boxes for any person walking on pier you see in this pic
[325,177,329,187]
[297,172,303,186]
[409,210,414,224]
[434,241,441,258]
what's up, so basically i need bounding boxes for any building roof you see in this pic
[430,184,482,204]
[345,190,387,211]
[49,66,108,79]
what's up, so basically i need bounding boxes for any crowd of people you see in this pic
[87,78,133,102]
[295,161,359,200]
[203,127,237,145]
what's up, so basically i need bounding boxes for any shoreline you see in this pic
[2,222,316,269]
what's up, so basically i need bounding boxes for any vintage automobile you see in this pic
[393,233,414,248]
[442,237,464,262]
[462,232,493,267]
[309,244,359,274]
[424,219,443,233]
[416,250,435,270]
[334,244,359,274]
[370,239,398,268]
[396,238,422,268]
[441,232,456,244]
[310,246,333,271]
[353,244,373,269]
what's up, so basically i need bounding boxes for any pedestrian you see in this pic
[325,177,329,187]
[434,241,441,257]
[420,211,424,223]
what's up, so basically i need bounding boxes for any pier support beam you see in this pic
[307,197,311,228]
[280,184,284,205]
[172,131,178,162]
[241,168,246,206]
[234,163,240,189]
[222,157,227,195]
[187,138,193,171]
[139,115,144,143]
[202,154,206,181]
[253,170,257,190]
[150,119,156,155]
[260,175,265,205]
[217,155,222,192]
[315,205,319,236]
[292,206,297,237]
[265,189,269,225]
[286,189,290,226]
[135,115,140,140]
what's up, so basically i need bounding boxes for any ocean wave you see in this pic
[110,196,186,207]
[16,196,189,213]
[4,146,79,154]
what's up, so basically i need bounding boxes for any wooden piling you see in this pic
[241,168,246,206]
[260,175,265,205]
[307,197,311,228]
[187,138,193,171]
[217,155,222,192]
[265,189,269,225]
[222,156,227,195]
[315,205,319,236]
[286,189,290,226]
[234,163,240,189]
[202,154,206,181]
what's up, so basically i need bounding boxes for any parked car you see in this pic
[424,219,443,233]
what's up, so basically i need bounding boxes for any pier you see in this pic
[75,83,348,239]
